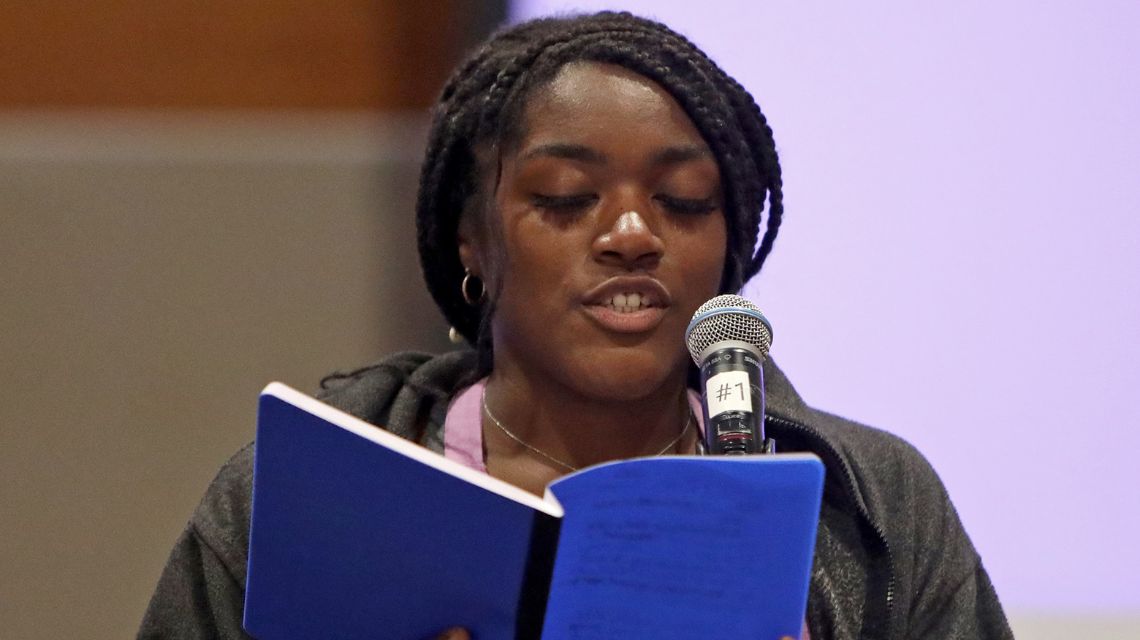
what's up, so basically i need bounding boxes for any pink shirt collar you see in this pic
[443,379,706,472]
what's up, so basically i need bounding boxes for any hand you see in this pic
[434,627,471,640]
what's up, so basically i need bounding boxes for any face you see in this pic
[460,62,727,401]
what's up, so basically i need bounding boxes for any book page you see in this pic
[541,456,822,639]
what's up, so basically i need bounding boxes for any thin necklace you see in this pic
[481,389,693,472]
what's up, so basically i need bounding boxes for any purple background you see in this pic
[514,1,1140,613]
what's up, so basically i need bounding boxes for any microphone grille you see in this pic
[685,294,773,365]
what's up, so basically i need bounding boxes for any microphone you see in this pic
[685,294,774,455]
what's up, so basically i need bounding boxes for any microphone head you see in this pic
[685,294,773,365]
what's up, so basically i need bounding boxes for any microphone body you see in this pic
[685,295,775,455]
[696,341,767,454]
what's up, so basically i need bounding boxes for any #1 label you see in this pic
[704,370,752,418]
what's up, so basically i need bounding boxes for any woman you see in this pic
[140,12,1011,639]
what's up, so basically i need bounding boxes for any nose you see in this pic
[592,210,664,270]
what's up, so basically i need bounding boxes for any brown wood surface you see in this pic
[0,1,470,109]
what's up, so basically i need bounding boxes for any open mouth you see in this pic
[602,292,653,314]
[581,278,671,333]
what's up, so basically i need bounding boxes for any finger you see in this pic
[435,627,471,640]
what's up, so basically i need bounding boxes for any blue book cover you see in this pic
[244,383,824,640]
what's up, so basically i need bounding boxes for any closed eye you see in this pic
[531,193,598,213]
[655,194,718,215]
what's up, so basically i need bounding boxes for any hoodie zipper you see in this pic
[765,413,897,638]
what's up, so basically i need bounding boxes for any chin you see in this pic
[568,352,685,402]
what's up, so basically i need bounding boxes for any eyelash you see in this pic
[531,194,597,213]
[654,195,718,215]
[531,194,718,215]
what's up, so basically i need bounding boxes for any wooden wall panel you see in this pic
[0,1,491,109]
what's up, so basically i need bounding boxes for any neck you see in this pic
[482,364,694,474]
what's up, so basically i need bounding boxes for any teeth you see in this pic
[606,292,648,313]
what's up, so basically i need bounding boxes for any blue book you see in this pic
[244,382,824,640]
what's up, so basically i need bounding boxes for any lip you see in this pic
[581,276,672,334]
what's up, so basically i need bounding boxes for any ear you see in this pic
[456,213,482,276]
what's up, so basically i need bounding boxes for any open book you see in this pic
[244,382,824,640]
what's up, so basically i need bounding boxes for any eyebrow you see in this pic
[519,142,713,166]
[520,143,605,164]
[650,145,713,165]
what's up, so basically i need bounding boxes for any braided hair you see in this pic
[415,11,783,371]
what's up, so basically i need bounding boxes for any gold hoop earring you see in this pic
[461,269,486,305]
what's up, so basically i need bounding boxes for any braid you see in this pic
[416,11,785,369]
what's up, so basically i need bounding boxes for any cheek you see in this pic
[495,216,579,298]
[680,218,729,292]
[475,203,538,294]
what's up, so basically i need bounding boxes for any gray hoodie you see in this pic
[139,350,1012,639]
